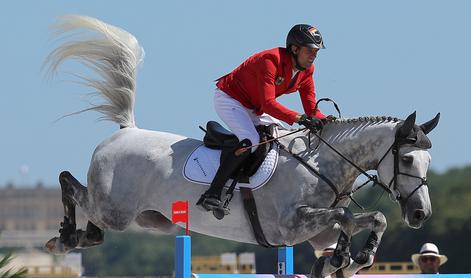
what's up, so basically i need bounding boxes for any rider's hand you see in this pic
[298,114,323,132]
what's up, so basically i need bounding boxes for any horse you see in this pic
[44,15,440,278]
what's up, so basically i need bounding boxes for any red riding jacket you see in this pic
[216,47,325,125]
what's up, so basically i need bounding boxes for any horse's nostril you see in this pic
[414,210,425,221]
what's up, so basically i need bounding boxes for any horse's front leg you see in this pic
[281,206,355,278]
[340,211,387,278]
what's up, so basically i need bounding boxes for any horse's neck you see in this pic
[321,119,398,170]
[278,118,399,188]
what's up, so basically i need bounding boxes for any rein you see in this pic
[246,126,372,208]
[264,125,428,210]
[276,141,356,208]
[236,128,305,155]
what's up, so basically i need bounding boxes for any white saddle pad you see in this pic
[183,142,279,191]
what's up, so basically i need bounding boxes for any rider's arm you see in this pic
[256,57,299,125]
[298,69,326,120]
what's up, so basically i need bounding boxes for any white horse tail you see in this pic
[45,14,145,128]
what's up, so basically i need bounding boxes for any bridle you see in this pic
[275,126,429,210]
[375,138,428,206]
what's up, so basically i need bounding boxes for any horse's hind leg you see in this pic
[45,171,103,254]
[59,171,80,248]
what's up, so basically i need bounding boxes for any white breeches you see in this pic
[214,88,283,152]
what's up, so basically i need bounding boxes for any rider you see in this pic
[197,24,332,213]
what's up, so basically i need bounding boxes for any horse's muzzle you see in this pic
[407,208,431,229]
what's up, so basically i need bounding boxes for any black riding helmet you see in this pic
[286,24,325,51]
[286,24,325,70]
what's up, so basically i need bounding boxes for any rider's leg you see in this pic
[213,88,260,152]
[197,138,252,210]
[196,89,260,210]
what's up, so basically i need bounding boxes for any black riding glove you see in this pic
[298,114,323,132]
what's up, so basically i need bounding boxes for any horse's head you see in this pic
[376,112,440,229]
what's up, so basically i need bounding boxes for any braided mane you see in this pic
[325,116,401,125]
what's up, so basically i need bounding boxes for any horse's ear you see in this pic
[420,113,440,135]
[398,111,416,138]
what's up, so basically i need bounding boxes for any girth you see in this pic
[240,187,283,248]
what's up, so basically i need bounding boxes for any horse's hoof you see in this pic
[45,237,71,254]
[354,251,370,265]
[59,231,78,248]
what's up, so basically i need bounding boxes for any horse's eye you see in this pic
[401,156,414,164]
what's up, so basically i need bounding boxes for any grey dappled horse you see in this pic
[44,15,440,278]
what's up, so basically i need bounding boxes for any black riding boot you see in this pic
[197,139,252,211]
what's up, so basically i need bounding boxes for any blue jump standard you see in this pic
[175,235,192,278]
[277,246,294,275]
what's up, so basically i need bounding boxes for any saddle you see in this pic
[198,121,281,247]
[202,121,275,183]
[201,121,280,246]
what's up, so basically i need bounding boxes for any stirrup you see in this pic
[212,195,232,220]
[196,194,222,211]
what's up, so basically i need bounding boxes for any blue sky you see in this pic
[1,1,470,186]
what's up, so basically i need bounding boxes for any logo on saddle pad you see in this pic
[183,144,279,190]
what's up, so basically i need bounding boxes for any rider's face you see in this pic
[292,46,319,69]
